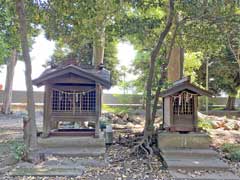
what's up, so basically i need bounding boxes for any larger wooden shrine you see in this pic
[33,60,111,137]
[160,77,212,132]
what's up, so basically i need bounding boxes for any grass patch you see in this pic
[221,143,240,161]
[198,117,213,130]
[210,107,225,111]
[102,104,133,114]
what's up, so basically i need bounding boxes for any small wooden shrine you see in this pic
[33,60,111,137]
[160,77,212,132]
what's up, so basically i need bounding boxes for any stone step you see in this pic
[165,157,229,171]
[158,132,211,149]
[38,136,105,148]
[11,158,108,177]
[11,166,84,177]
[38,147,106,157]
[162,149,218,159]
[169,170,240,180]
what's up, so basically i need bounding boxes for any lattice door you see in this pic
[172,92,195,131]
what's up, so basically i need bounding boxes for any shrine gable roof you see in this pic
[33,64,111,89]
[160,77,213,98]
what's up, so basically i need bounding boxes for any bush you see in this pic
[221,143,240,153]
[10,141,26,161]
[228,150,240,161]
[198,117,213,130]
[221,143,240,162]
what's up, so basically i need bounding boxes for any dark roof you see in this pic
[33,65,111,89]
[160,77,213,97]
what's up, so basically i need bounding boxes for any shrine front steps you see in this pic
[157,132,240,179]
[169,170,240,180]
[11,158,107,177]
[157,132,211,149]
[160,148,240,180]
[38,147,106,157]
[37,136,106,157]
[161,148,229,171]
[38,136,105,148]
[161,149,218,159]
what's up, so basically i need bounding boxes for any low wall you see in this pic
[0,90,239,108]
[0,91,143,105]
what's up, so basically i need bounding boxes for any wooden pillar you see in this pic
[42,85,52,137]
[169,97,174,131]
[51,120,58,130]
[193,96,198,131]
[95,84,101,138]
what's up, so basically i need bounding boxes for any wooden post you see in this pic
[169,97,174,131]
[42,85,51,137]
[49,86,58,130]
[95,84,101,138]
[193,96,198,131]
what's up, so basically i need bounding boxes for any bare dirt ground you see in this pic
[0,111,239,180]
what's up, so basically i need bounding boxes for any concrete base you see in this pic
[157,131,211,149]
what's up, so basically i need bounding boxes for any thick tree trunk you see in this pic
[226,96,236,110]
[93,26,105,67]
[180,47,184,78]
[144,0,175,137]
[16,0,37,150]
[1,49,17,114]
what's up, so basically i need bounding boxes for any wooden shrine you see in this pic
[33,61,111,137]
[160,77,212,132]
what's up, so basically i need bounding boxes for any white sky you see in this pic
[0,33,136,93]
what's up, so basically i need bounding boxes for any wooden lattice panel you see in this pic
[52,89,96,113]
[173,93,194,115]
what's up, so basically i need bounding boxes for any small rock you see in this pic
[234,122,240,130]
[211,121,220,129]
[223,122,235,130]
[122,114,129,121]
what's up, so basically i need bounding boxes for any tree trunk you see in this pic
[1,49,17,114]
[16,0,37,150]
[226,96,236,110]
[144,0,175,137]
[93,25,105,67]
[179,47,184,78]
